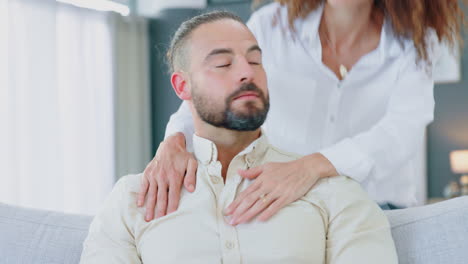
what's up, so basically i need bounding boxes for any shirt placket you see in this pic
[322,80,343,147]
[206,156,242,264]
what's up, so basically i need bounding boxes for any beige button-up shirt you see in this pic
[80,133,398,264]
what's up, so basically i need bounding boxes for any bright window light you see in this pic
[57,0,130,16]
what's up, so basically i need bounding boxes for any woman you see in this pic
[138,0,465,223]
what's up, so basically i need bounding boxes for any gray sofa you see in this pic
[1,197,467,264]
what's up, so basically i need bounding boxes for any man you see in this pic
[80,11,397,264]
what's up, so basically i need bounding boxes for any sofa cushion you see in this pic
[385,196,468,264]
[0,203,92,264]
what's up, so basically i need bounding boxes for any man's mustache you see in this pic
[226,83,266,103]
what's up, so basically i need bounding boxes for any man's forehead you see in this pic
[189,19,258,53]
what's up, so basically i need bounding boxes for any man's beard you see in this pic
[192,82,270,131]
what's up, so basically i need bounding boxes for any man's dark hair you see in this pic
[167,11,245,73]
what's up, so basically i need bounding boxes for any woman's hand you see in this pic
[137,132,198,222]
[224,153,338,225]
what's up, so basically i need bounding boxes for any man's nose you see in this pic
[237,57,255,84]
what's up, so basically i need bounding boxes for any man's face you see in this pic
[186,19,269,131]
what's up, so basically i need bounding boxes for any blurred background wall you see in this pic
[428,29,468,198]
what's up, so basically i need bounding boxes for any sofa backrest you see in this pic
[1,197,468,264]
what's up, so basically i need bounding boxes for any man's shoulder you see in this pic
[106,174,144,208]
[319,175,363,192]
[306,176,383,218]
[264,143,303,162]
[309,176,369,199]
[261,142,369,204]
[301,176,375,209]
[88,174,144,231]
[115,173,143,193]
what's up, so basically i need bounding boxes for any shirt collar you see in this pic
[192,130,269,167]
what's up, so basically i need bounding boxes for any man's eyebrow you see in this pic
[247,45,262,54]
[204,48,234,61]
[204,45,262,61]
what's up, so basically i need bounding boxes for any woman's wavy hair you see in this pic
[254,0,467,64]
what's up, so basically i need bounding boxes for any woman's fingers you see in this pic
[184,157,198,192]
[167,155,198,214]
[167,177,182,214]
[228,189,263,224]
[230,191,275,225]
[256,197,288,222]
[155,182,168,218]
[137,174,150,207]
[224,166,263,215]
[138,161,155,207]
[138,132,194,221]
[238,166,263,180]
[145,181,158,221]
[224,181,261,216]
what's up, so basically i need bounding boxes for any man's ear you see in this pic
[171,72,191,100]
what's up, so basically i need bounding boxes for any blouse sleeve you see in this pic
[164,101,195,151]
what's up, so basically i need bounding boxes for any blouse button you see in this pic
[210,176,221,184]
[225,241,235,250]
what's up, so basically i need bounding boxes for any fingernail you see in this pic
[229,218,236,226]
[188,184,194,191]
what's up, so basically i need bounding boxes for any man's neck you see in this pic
[194,124,261,180]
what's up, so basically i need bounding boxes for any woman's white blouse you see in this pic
[165,3,437,207]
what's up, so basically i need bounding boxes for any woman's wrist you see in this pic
[157,132,187,160]
[301,153,339,179]
[167,132,186,148]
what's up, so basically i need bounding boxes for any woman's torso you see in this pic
[247,3,432,206]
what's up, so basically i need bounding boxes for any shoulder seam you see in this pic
[267,144,302,159]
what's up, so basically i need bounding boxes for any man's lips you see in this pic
[233,92,260,101]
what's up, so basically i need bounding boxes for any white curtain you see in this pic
[0,0,151,215]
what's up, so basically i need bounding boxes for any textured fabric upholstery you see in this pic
[0,203,92,264]
[385,196,468,264]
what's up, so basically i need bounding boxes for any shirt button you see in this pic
[225,241,235,250]
[337,82,342,88]
[210,176,220,184]
[330,116,335,123]
[245,157,253,167]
